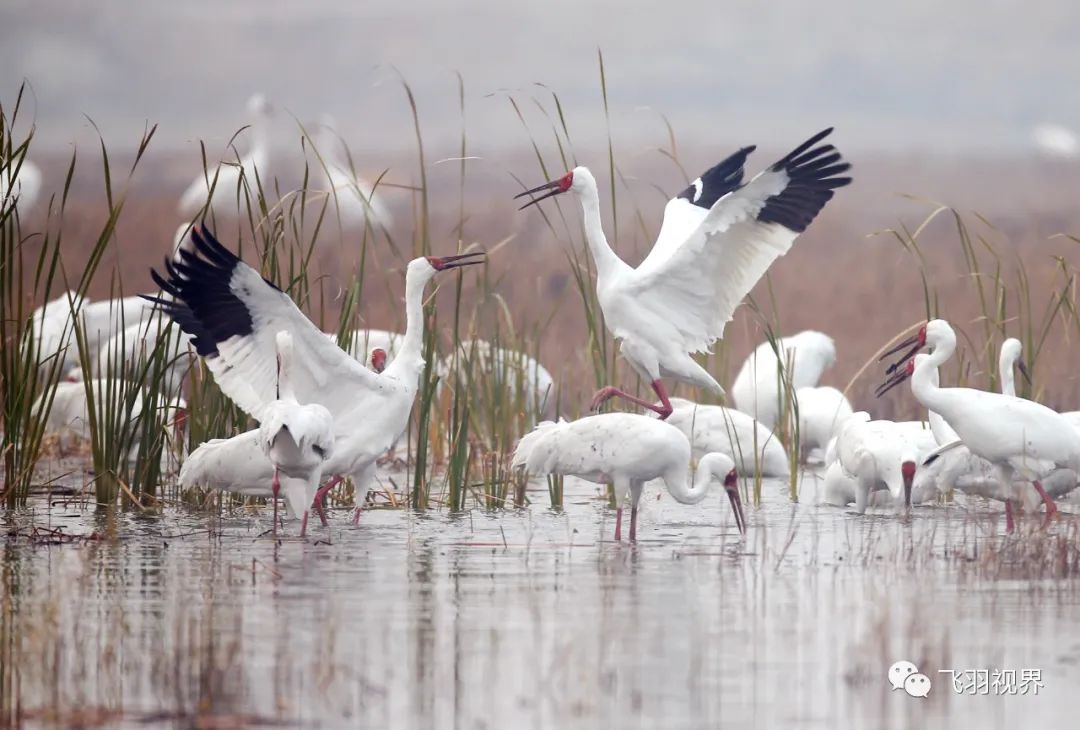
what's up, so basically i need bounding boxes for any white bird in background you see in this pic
[31,292,156,376]
[794,385,852,461]
[330,329,404,362]
[731,330,837,429]
[1031,123,1079,159]
[314,115,391,229]
[258,330,335,536]
[661,397,789,477]
[178,93,274,216]
[515,129,851,419]
[878,320,1080,528]
[821,412,937,512]
[1,156,41,214]
[67,318,195,394]
[514,413,744,542]
[148,227,485,525]
[35,379,186,458]
[997,337,1030,398]
[448,339,556,419]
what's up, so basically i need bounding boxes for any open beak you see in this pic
[431,251,486,271]
[1018,359,1032,385]
[513,180,565,210]
[875,369,910,398]
[724,469,746,535]
[880,333,924,374]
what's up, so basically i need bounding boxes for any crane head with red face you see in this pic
[513,167,592,209]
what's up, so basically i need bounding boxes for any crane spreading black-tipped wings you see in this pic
[145,227,385,420]
[631,128,851,352]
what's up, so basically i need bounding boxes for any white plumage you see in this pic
[901,345,1076,527]
[31,293,156,376]
[314,115,391,229]
[794,384,851,461]
[878,319,1080,529]
[178,93,273,216]
[821,412,937,513]
[152,228,484,526]
[35,379,186,458]
[661,397,789,477]
[515,129,850,419]
[513,412,744,541]
[731,330,837,429]
[1,156,41,214]
[258,330,335,535]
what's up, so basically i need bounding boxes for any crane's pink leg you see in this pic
[614,507,624,541]
[1004,500,1015,534]
[313,476,343,527]
[300,510,310,538]
[271,466,281,538]
[1032,480,1058,528]
[629,506,638,543]
[590,379,673,419]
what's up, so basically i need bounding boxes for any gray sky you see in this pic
[2,0,1079,156]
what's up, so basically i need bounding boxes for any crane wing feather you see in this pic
[147,227,383,421]
[627,129,851,352]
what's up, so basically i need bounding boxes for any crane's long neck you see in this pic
[911,337,955,416]
[276,342,297,403]
[999,350,1016,397]
[578,184,625,282]
[384,267,431,382]
[666,453,727,505]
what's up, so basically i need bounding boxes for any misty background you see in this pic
[2,0,1079,158]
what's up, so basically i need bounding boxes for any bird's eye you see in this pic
[312,444,326,457]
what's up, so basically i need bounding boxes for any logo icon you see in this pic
[889,660,931,697]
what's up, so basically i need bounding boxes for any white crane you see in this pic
[900,351,1072,531]
[731,330,837,428]
[35,379,186,458]
[794,385,852,462]
[66,318,195,394]
[258,331,335,536]
[820,412,937,512]
[661,397,789,477]
[515,130,850,419]
[330,328,404,362]
[31,292,156,376]
[513,413,744,542]
[147,227,484,525]
[314,115,391,229]
[1,156,41,215]
[878,320,1080,527]
[178,93,274,216]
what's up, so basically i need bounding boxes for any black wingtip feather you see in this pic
[758,129,851,233]
[146,227,256,356]
[677,144,756,209]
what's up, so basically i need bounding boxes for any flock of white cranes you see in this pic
[21,113,1080,543]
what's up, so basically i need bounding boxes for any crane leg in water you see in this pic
[271,466,281,538]
[1031,480,1058,527]
[590,379,673,419]
[1004,500,1015,533]
[313,475,343,526]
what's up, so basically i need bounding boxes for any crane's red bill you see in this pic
[513,173,572,210]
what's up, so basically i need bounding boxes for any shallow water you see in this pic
[4,470,1080,728]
